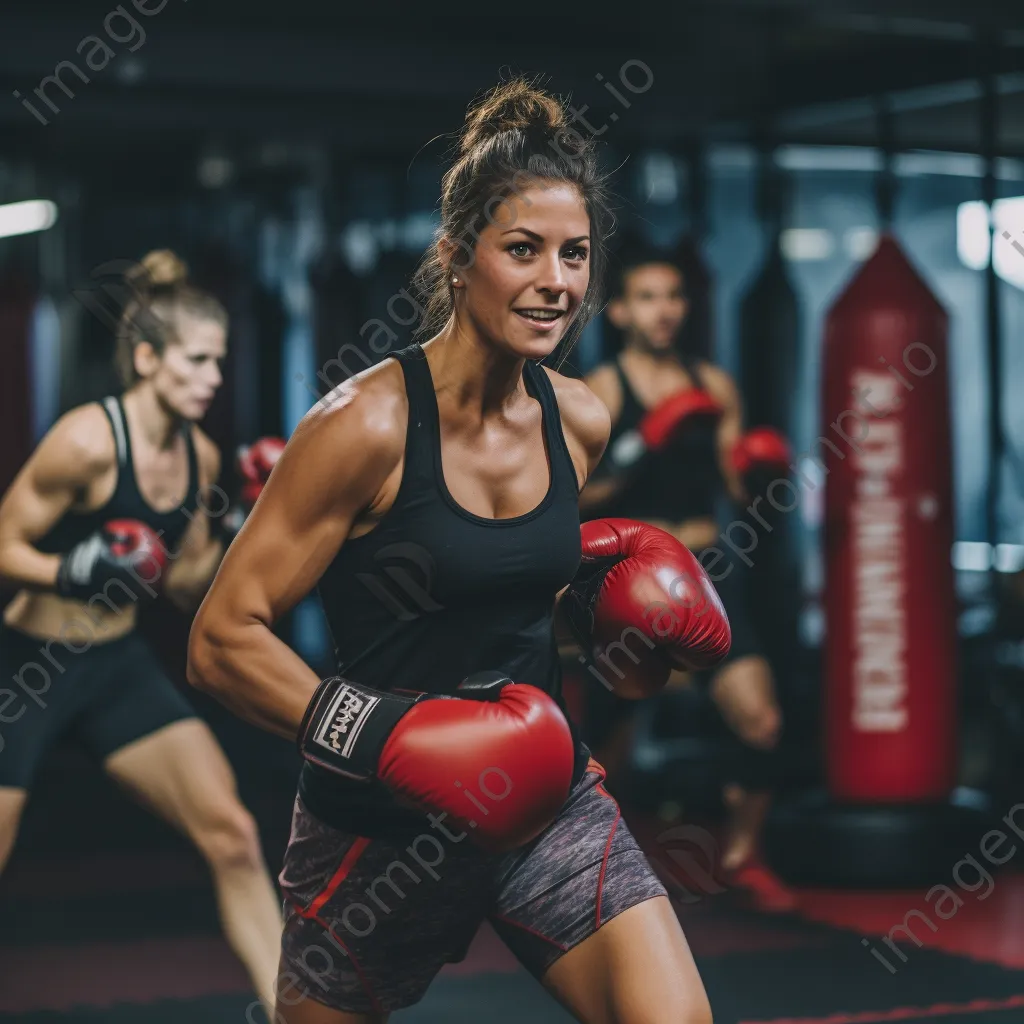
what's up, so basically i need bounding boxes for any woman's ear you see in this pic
[437,235,472,285]
[133,340,161,380]
[606,297,629,331]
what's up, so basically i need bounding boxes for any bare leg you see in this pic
[542,896,712,1024]
[0,787,28,876]
[104,719,283,1017]
[708,656,781,872]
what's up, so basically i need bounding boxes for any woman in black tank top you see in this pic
[0,250,284,1013]
[580,242,790,908]
[190,81,714,1023]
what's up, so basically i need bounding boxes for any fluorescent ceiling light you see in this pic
[957,196,1024,290]
[0,199,58,240]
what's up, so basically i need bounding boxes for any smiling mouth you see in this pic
[514,308,566,324]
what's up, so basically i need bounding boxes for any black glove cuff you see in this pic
[298,677,418,781]
[562,555,622,658]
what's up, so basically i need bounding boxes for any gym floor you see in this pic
[3,731,1023,1024]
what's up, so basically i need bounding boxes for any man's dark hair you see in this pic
[610,234,688,300]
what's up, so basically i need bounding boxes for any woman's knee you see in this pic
[0,789,27,872]
[191,802,263,873]
[737,701,781,750]
[712,659,782,749]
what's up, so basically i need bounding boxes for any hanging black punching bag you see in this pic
[673,145,715,362]
[310,247,365,391]
[738,151,800,436]
[735,147,802,678]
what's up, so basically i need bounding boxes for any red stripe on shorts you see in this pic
[299,904,383,1015]
[594,780,621,930]
[304,837,372,918]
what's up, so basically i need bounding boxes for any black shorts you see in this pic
[277,761,667,1015]
[0,624,197,789]
[584,547,764,749]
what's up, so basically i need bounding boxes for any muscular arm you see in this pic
[544,368,611,644]
[0,406,113,592]
[577,363,625,512]
[187,375,406,740]
[703,364,746,505]
[162,432,225,614]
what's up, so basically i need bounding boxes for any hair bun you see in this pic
[126,249,189,292]
[460,78,565,156]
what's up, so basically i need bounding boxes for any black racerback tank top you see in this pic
[299,344,587,835]
[36,396,200,557]
[600,355,723,523]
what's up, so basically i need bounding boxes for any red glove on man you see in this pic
[298,671,575,853]
[562,519,732,699]
[732,427,792,496]
[606,390,723,473]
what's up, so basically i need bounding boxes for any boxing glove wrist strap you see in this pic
[297,676,423,781]
[55,534,106,600]
[562,555,622,657]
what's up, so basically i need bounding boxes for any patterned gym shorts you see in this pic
[276,762,667,1015]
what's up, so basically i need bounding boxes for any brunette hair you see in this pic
[411,77,614,367]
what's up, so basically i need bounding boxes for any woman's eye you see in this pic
[564,248,589,262]
[509,243,532,258]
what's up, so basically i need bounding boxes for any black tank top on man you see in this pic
[599,354,723,523]
[300,344,587,837]
[36,396,200,557]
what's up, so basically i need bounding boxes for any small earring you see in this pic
[451,275,459,284]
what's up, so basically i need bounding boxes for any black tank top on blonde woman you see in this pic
[300,344,586,836]
[35,396,200,557]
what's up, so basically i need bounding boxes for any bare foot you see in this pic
[721,785,770,872]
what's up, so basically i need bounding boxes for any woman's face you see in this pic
[453,181,591,361]
[140,314,226,421]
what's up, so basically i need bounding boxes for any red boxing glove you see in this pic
[237,437,286,509]
[56,519,170,606]
[563,519,732,699]
[607,389,722,472]
[732,427,792,478]
[299,672,574,853]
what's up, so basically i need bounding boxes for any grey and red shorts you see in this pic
[277,761,667,1015]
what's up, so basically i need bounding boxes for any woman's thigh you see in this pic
[490,766,701,1022]
[541,896,711,1024]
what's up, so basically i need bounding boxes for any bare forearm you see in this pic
[187,616,320,740]
[0,542,61,592]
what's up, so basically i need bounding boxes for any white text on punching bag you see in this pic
[851,372,907,732]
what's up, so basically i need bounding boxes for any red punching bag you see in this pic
[822,235,957,802]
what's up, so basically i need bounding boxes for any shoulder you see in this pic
[541,365,611,462]
[40,403,117,480]
[293,357,408,472]
[189,426,221,484]
[582,361,622,407]
[696,362,740,407]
